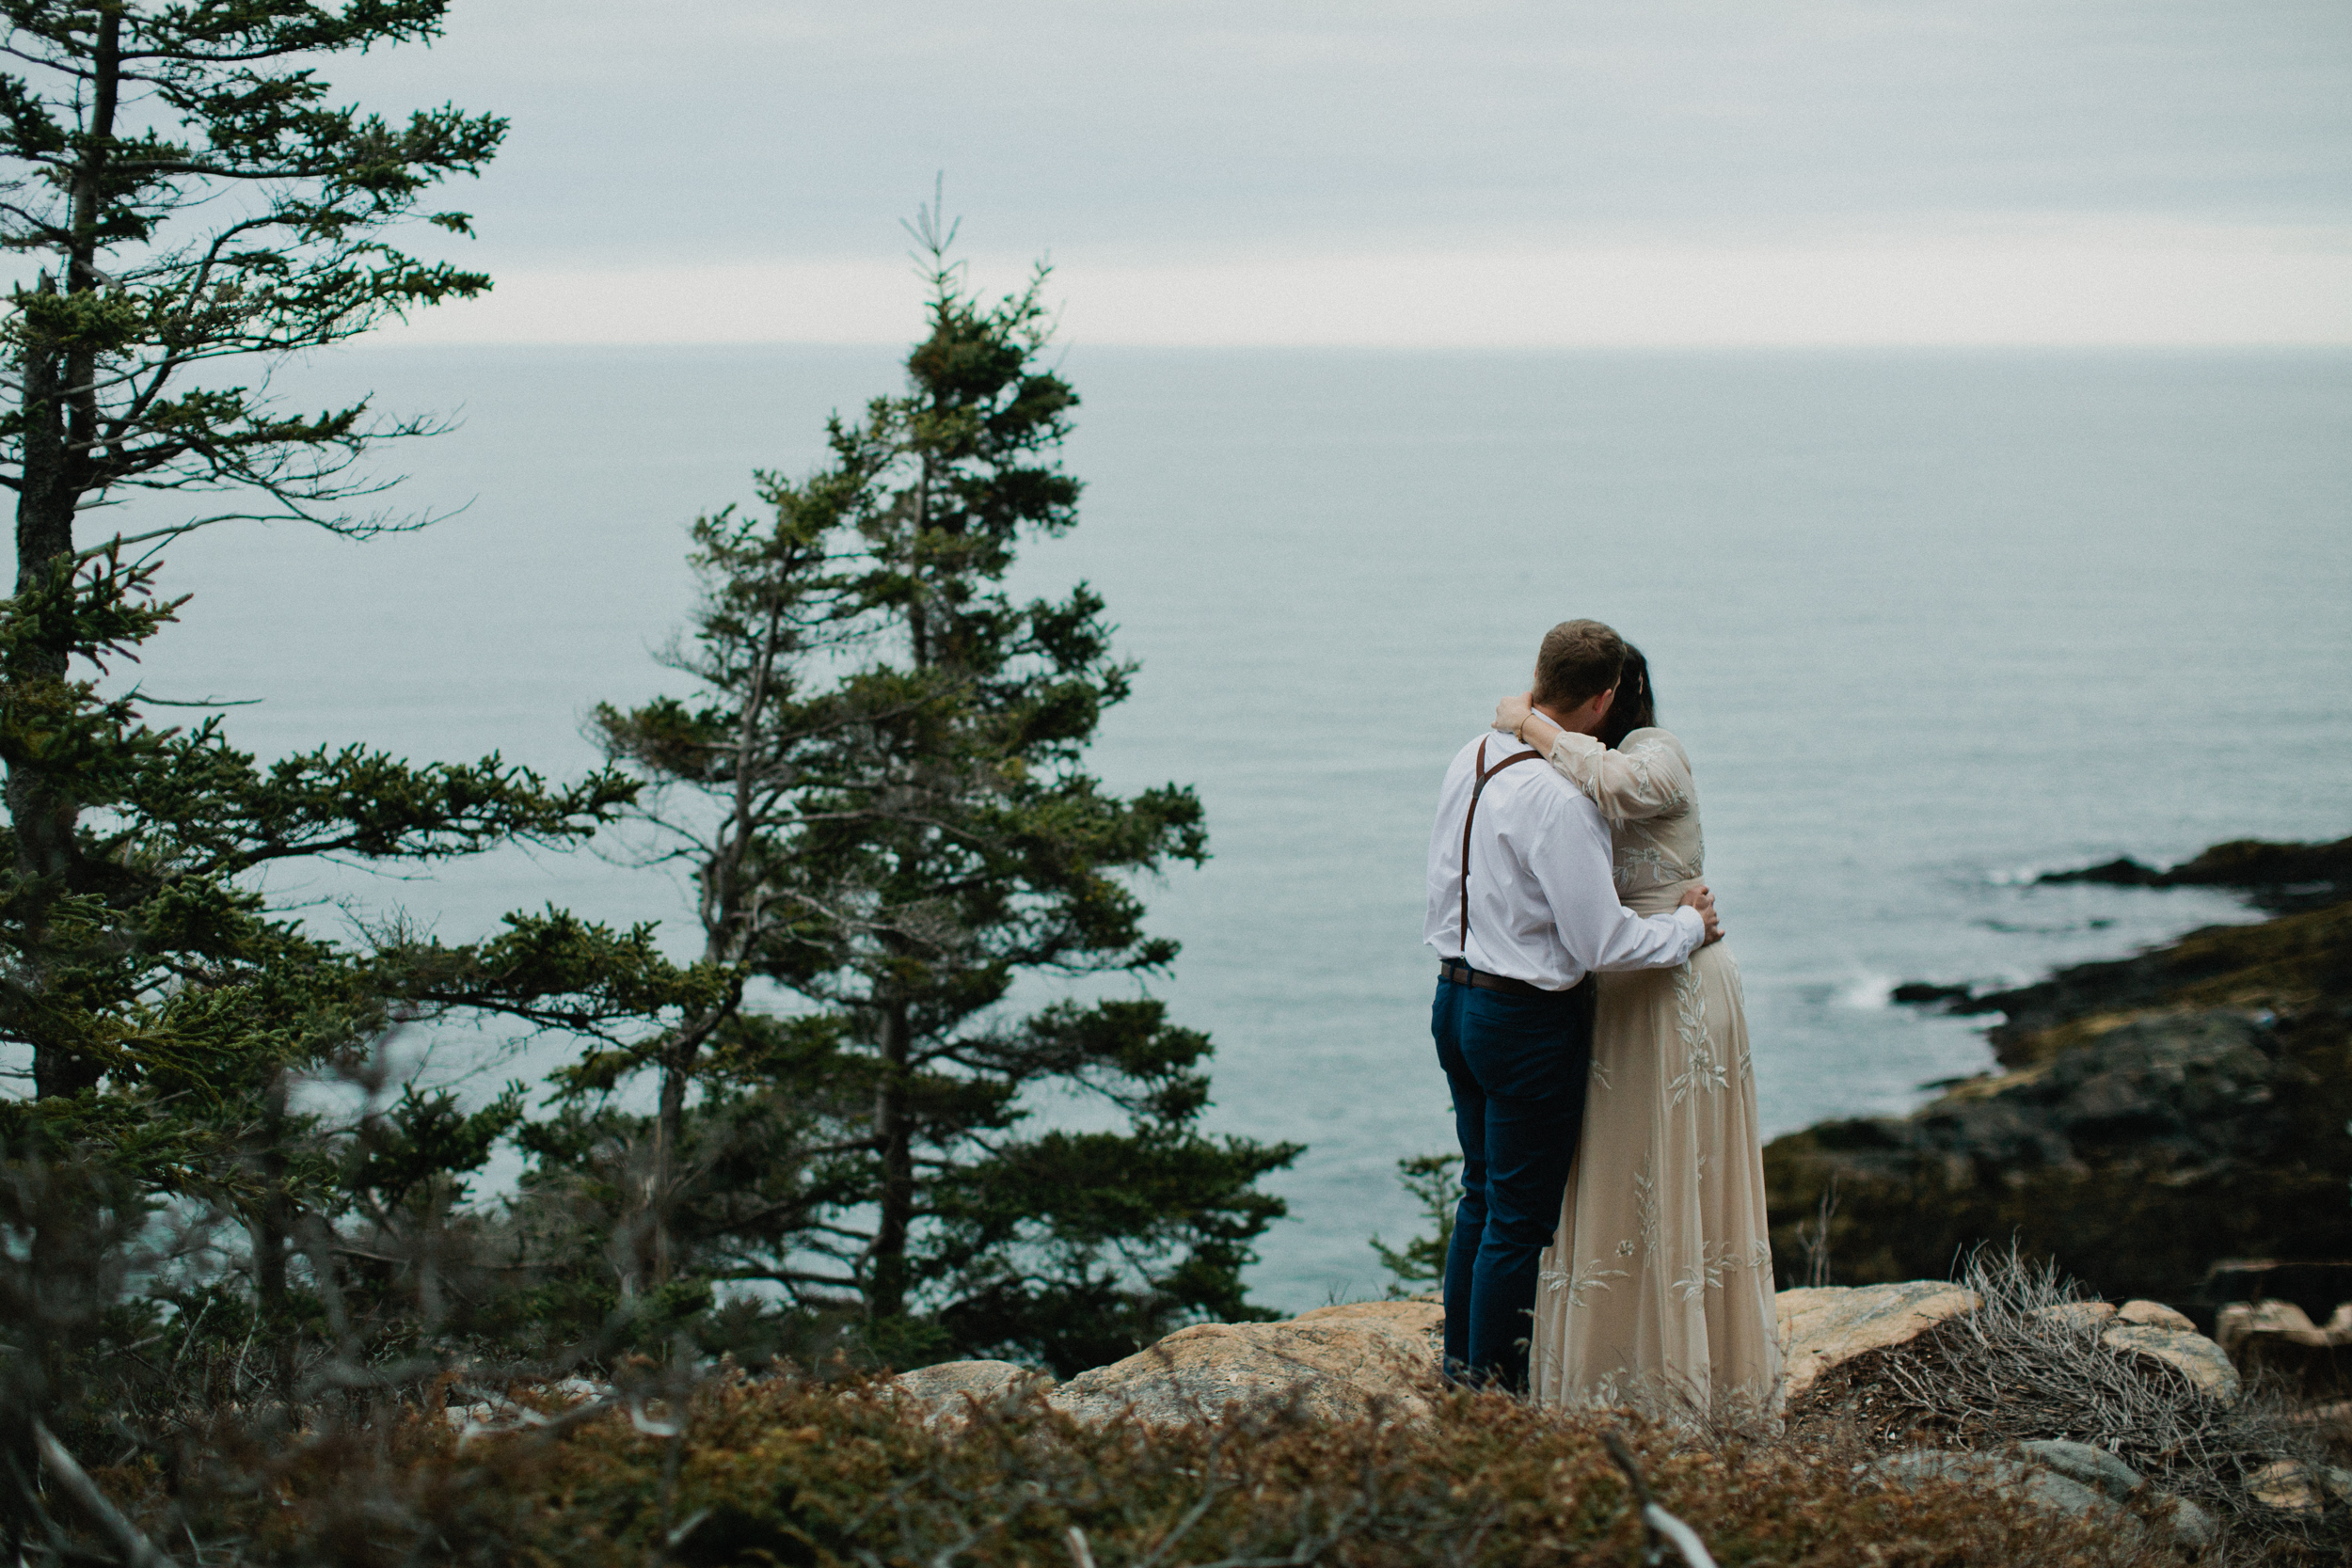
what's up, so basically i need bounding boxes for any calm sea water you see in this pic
[74,345,2352,1312]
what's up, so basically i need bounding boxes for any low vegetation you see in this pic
[38,1371,2202,1568]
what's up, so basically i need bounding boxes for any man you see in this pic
[1424,618,1719,1392]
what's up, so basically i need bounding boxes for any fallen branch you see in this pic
[33,1418,176,1568]
[1603,1428,1719,1568]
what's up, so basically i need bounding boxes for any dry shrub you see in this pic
[76,1370,2193,1568]
[1789,1246,2348,1563]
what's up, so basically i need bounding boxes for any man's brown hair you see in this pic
[1532,619,1627,711]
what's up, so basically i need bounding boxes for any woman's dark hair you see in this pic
[1597,644,1656,750]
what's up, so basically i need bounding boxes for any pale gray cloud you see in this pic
[332,1,2351,341]
[358,3,2350,254]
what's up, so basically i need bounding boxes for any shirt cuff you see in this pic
[1671,904,1705,953]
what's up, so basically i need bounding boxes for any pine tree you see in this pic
[1369,1152,1460,1298]
[555,476,861,1301]
[593,211,1300,1372]
[0,0,507,1099]
[0,4,729,1418]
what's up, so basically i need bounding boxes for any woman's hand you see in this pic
[1493,691,1534,735]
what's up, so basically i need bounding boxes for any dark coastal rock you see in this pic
[1774,1006,2285,1180]
[1890,980,1973,1006]
[1765,880,2352,1310]
[2040,856,2169,889]
[1967,900,2349,1066]
[1944,1009,2278,1157]
[2039,833,2352,913]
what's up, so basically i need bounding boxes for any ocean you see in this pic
[91,344,2352,1312]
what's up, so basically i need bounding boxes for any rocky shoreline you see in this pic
[1762,833,2352,1326]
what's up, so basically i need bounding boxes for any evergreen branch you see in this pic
[72,507,320,558]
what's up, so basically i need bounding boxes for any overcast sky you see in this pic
[352,1,2351,346]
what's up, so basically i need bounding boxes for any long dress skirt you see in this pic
[1529,937,1781,1416]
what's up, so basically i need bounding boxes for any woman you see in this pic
[1492,647,1779,1418]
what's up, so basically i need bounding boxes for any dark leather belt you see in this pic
[1438,958,1565,999]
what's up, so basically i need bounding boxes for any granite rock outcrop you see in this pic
[2217,1298,2352,1399]
[876,1301,1454,1429]
[1774,1281,1981,1402]
[891,1282,2245,1433]
[1777,1285,2240,1404]
[1041,1299,1444,1426]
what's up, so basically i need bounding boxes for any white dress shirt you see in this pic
[1423,731,1705,990]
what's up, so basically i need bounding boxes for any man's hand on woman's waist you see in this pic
[1678,883,1724,946]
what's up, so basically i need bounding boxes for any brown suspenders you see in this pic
[1457,736,1548,950]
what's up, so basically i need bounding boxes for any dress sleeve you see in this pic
[1543,729,1692,825]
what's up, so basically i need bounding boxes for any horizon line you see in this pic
[348,337,2352,352]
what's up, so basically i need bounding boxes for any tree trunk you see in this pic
[10,310,86,1101]
[11,14,119,1101]
[866,1000,915,1322]
[251,1073,295,1391]
[864,451,936,1322]
[652,1043,690,1289]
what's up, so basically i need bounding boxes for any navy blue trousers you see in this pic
[1431,973,1593,1393]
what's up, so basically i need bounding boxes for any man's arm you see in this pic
[1529,799,1710,972]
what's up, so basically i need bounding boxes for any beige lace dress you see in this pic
[1528,727,1781,1416]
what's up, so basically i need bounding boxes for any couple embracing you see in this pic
[1424,618,1779,1413]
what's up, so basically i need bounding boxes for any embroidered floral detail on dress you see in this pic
[1667,962,1726,1106]
[1633,1156,1661,1253]
[1616,1238,1637,1258]
[1554,743,1684,828]
[1671,1241,1739,1302]
[1747,1237,1773,1270]
[1590,1054,1613,1091]
[1620,741,1690,814]
[1613,841,1684,891]
[1724,956,1755,1079]
[1540,1259,1631,1309]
